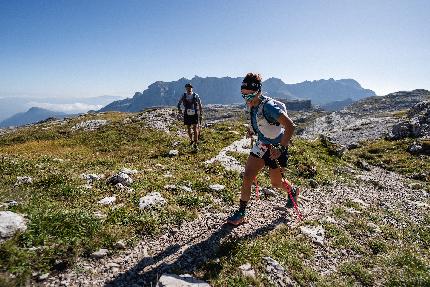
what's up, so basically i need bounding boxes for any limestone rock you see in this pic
[139,192,166,210]
[72,120,107,131]
[97,196,116,205]
[239,263,256,279]
[107,172,133,186]
[300,225,325,246]
[157,273,211,287]
[120,168,139,175]
[209,184,225,191]
[0,211,27,242]
[263,257,295,287]
[91,248,109,259]
[15,176,32,186]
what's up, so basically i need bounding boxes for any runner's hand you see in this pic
[269,147,282,160]
[246,128,254,138]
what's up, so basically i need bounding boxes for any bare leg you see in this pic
[269,167,292,191]
[240,155,265,202]
[192,124,199,143]
[186,125,192,143]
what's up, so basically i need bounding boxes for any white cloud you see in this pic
[26,102,103,113]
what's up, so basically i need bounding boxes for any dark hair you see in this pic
[185,83,193,88]
[243,73,262,84]
[241,73,262,91]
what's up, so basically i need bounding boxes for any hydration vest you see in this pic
[181,92,199,112]
[252,96,287,139]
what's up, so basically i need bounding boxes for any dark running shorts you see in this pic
[250,148,289,169]
[184,114,198,125]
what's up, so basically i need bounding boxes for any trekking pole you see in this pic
[273,149,302,221]
[254,177,260,200]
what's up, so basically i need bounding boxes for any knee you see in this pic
[242,171,255,183]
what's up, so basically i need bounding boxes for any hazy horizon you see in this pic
[1,0,429,99]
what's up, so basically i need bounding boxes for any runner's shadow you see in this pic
[105,216,289,286]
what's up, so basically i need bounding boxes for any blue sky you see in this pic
[0,0,429,98]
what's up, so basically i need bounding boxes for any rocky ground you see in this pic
[1,91,429,286]
[43,138,429,286]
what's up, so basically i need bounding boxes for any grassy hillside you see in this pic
[0,110,429,286]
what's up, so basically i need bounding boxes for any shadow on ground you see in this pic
[105,216,289,286]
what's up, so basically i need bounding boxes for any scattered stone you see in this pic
[120,168,139,175]
[163,172,173,178]
[38,273,50,281]
[164,184,177,190]
[406,200,430,209]
[352,198,370,208]
[355,159,371,171]
[155,163,165,169]
[72,120,108,131]
[239,263,256,279]
[261,187,277,196]
[367,222,382,233]
[300,225,325,246]
[15,176,32,186]
[5,200,18,207]
[323,216,338,224]
[114,240,127,250]
[139,192,167,210]
[81,173,103,183]
[0,211,27,242]
[115,183,135,193]
[168,150,179,156]
[157,273,210,287]
[91,248,109,259]
[209,184,225,191]
[93,211,106,219]
[263,256,295,287]
[107,172,133,186]
[408,142,423,154]
[107,262,120,269]
[345,207,362,214]
[97,196,116,205]
[179,186,192,193]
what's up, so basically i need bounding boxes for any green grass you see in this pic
[346,138,430,183]
[1,110,429,286]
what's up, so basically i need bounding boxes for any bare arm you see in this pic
[277,112,295,147]
[198,98,203,116]
[177,96,183,111]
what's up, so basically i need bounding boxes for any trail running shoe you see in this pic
[227,210,246,226]
[286,185,300,208]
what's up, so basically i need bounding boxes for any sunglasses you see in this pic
[241,91,258,102]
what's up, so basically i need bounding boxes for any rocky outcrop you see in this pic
[300,91,430,147]
[72,120,108,131]
[390,101,430,139]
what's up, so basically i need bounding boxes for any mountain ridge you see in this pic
[0,107,67,128]
[100,76,376,112]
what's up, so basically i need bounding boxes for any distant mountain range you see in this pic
[0,107,68,128]
[0,95,124,122]
[100,76,376,112]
